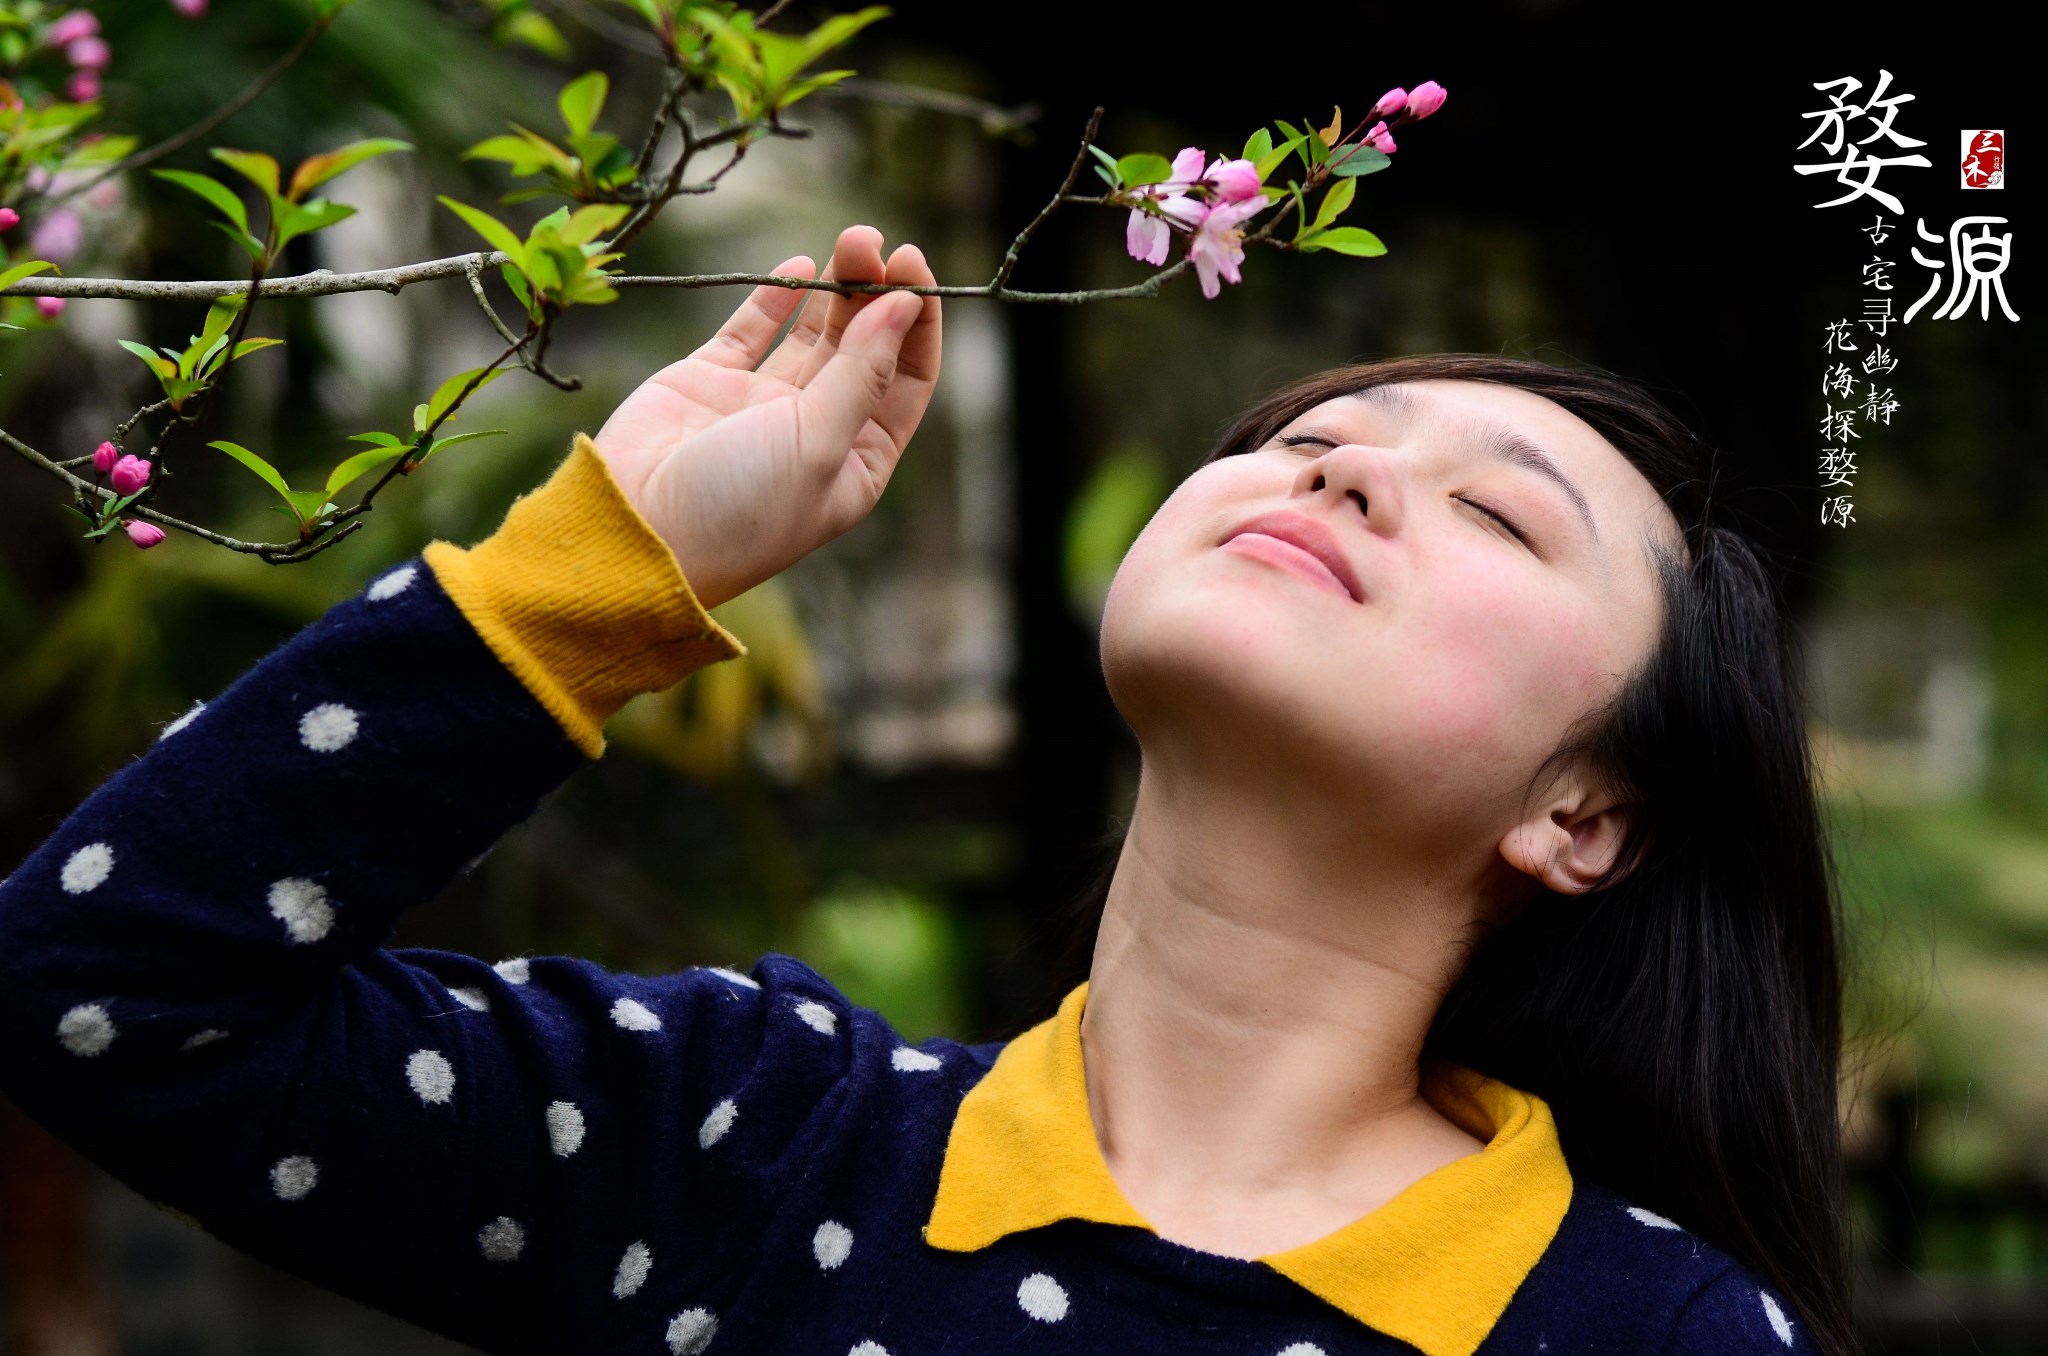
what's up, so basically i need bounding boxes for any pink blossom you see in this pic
[92,440,118,474]
[123,519,166,549]
[30,208,84,264]
[110,455,153,495]
[1204,157,1262,203]
[1366,121,1397,155]
[170,0,208,15]
[0,208,17,231]
[1185,197,1268,300]
[65,35,110,69]
[1407,80,1447,119]
[46,10,98,45]
[1370,88,1407,120]
[1123,145,1209,267]
[35,296,66,319]
[65,69,99,102]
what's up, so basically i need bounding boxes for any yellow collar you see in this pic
[922,980,1573,1356]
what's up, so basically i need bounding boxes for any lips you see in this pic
[1221,509,1364,603]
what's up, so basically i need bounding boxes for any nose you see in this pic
[1291,442,1398,534]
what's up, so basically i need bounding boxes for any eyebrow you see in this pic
[1332,386,1603,547]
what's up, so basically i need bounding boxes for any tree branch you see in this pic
[990,107,1101,292]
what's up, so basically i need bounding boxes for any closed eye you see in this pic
[1271,432,1531,547]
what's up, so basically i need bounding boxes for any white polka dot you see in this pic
[159,698,205,740]
[449,986,490,1012]
[665,1308,717,1355]
[1627,1205,1682,1231]
[268,877,335,944]
[795,999,837,1035]
[180,1028,229,1053]
[546,1100,585,1156]
[56,1003,115,1057]
[1760,1292,1794,1346]
[270,1156,318,1200]
[367,565,416,600]
[612,996,662,1031]
[892,1046,942,1072]
[708,965,760,989]
[478,1215,524,1262]
[494,956,531,984]
[298,702,360,753]
[60,842,115,894]
[613,1239,651,1298]
[1017,1272,1069,1322]
[407,1049,455,1104]
[813,1219,852,1269]
[698,1098,737,1148]
[1275,1346,1330,1356]
[847,1343,889,1356]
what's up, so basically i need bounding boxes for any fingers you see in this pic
[795,288,922,461]
[683,255,817,371]
[795,225,889,386]
[865,242,943,453]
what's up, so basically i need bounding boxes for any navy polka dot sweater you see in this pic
[0,439,1824,1356]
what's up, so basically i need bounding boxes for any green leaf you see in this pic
[1273,119,1304,144]
[272,198,356,254]
[117,338,175,381]
[229,337,284,361]
[779,68,853,109]
[1304,226,1386,257]
[424,365,506,428]
[324,443,408,496]
[347,431,405,447]
[416,428,509,464]
[1116,153,1174,189]
[283,489,333,523]
[0,258,55,291]
[207,219,267,263]
[1310,176,1356,232]
[557,71,608,139]
[437,196,527,270]
[209,148,281,200]
[1241,127,1273,164]
[286,137,412,202]
[1326,143,1390,178]
[560,203,629,245]
[495,8,570,57]
[209,439,298,507]
[1255,135,1305,182]
[1087,144,1121,188]
[152,169,250,238]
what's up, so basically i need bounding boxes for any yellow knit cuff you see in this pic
[422,432,747,759]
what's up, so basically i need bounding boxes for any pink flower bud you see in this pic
[65,69,99,102]
[35,296,66,319]
[1407,80,1447,120]
[0,208,18,231]
[65,36,109,69]
[1205,157,1262,202]
[123,519,166,549]
[30,207,84,264]
[1366,122,1397,155]
[110,454,152,495]
[92,440,118,473]
[170,0,208,16]
[46,10,98,45]
[1370,88,1407,120]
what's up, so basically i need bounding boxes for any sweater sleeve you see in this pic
[0,434,873,1354]
[1661,1267,1823,1355]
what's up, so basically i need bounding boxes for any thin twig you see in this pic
[821,78,1040,138]
[990,107,1101,293]
[463,259,525,348]
[47,16,336,208]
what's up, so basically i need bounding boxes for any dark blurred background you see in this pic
[0,0,2039,1350]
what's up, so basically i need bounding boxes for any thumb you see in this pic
[795,291,921,455]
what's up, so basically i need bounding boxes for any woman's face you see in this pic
[1099,379,1681,850]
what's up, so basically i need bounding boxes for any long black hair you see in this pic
[1026,355,1853,1356]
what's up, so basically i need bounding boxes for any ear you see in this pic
[1496,780,1635,897]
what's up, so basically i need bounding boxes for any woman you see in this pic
[0,224,1846,1355]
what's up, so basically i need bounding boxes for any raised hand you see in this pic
[592,223,943,610]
